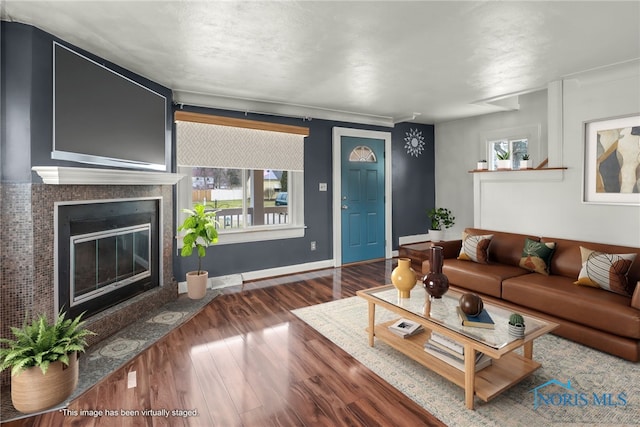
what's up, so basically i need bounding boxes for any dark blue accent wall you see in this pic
[1,22,34,182]
[391,122,436,244]
[0,22,173,182]
[173,107,435,279]
[1,21,435,281]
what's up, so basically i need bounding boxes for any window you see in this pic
[488,138,528,170]
[188,167,292,228]
[175,112,308,245]
[349,146,377,162]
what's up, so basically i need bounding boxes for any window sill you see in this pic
[176,225,306,248]
[218,225,306,245]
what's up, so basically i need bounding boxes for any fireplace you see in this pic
[56,198,161,319]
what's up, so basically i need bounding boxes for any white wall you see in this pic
[434,90,548,240]
[435,61,640,247]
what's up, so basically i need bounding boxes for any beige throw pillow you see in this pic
[457,232,493,264]
[575,246,636,296]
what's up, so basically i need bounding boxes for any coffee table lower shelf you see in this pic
[372,322,541,403]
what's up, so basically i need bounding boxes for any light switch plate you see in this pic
[319,183,327,191]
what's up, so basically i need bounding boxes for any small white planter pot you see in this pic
[496,159,512,170]
[508,323,525,339]
[429,229,445,242]
[476,161,487,170]
[520,160,530,169]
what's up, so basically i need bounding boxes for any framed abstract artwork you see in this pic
[583,115,640,205]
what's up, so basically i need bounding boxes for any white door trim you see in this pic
[332,127,393,267]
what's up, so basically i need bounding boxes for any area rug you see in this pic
[292,297,640,427]
[1,289,221,423]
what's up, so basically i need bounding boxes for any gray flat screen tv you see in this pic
[53,42,168,171]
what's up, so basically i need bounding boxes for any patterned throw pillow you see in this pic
[519,238,556,275]
[575,246,636,296]
[457,232,493,264]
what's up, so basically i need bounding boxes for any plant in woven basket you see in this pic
[0,310,94,376]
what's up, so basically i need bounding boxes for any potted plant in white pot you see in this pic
[0,310,94,413]
[520,154,530,169]
[427,207,455,242]
[508,312,526,339]
[178,202,219,299]
[496,151,511,170]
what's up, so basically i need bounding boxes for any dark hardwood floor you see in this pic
[2,260,445,426]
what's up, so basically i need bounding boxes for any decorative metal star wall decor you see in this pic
[404,128,425,157]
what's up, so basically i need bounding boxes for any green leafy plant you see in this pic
[521,154,530,160]
[0,311,94,376]
[427,208,455,231]
[178,202,220,275]
[496,151,510,160]
[509,313,525,326]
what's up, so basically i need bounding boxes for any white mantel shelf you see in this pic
[32,166,185,185]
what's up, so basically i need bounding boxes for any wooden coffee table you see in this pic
[356,285,558,409]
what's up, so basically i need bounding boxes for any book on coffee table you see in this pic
[429,332,464,355]
[424,342,492,371]
[388,318,424,338]
[456,306,495,329]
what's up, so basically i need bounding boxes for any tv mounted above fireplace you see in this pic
[52,42,169,171]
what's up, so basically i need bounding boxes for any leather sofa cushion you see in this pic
[465,228,539,267]
[502,273,640,339]
[443,258,529,298]
[541,237,640,284]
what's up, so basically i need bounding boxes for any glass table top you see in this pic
[363,286,548,349]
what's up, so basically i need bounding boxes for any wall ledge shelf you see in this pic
[32,166,185,185]
[471,167,567,183]
[468,167,567,173]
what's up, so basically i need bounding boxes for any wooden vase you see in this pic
[11,352,79,413]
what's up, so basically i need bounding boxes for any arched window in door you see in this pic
[348,145,377,162]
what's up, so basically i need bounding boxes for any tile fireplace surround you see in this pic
[0,181,178,387]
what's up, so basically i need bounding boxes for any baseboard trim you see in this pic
[178,259,335,294]
[399,234,429,245]
[241,259,334,281]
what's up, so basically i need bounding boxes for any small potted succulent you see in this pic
[496,151,511,170]
[427,207,455,242]
[476,160,488,170]
[520,154,530,169]
[508,313,526,339]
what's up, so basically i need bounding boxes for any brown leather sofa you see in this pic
[421,228,640,362]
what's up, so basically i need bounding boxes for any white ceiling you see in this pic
[2,1,639,126]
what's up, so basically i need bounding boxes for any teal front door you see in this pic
[340,136,385,264]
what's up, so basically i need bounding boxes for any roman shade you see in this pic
[175,112,308,171]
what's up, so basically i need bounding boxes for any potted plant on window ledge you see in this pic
[496,151,511,170]
[0,310,94,413]
[520,154,530,169]
[178,202,219,299]
[427,207,455,242]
